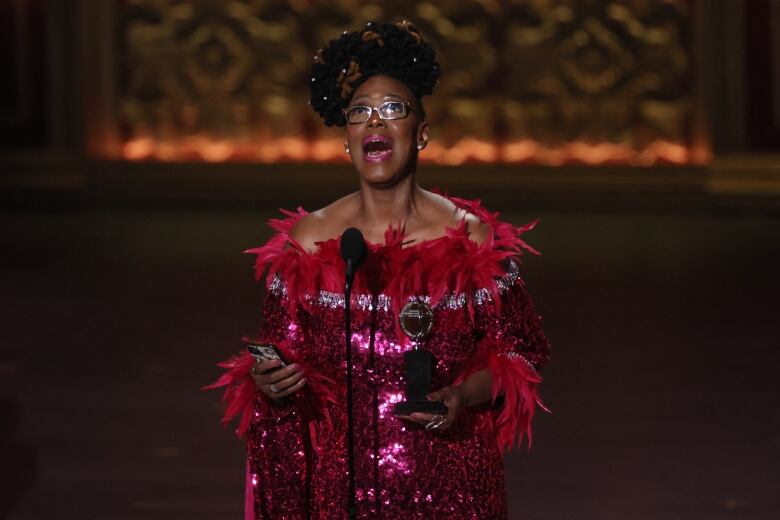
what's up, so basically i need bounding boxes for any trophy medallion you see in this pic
[399,299,434,346]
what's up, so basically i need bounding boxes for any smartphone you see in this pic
[243,338,288,373]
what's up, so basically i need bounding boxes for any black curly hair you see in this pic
[309,20,440,127]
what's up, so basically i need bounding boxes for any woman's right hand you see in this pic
[250,360,307,401]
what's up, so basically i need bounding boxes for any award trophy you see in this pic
[392,298,448,415]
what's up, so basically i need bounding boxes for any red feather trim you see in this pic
[203,351,259,437]
[455,339,549,452]
[205,341,339,439]
[241,196,540,327]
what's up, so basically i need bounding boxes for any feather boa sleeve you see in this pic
[456,274,552,452]
[204,338,338,438]
[205,207,337,437]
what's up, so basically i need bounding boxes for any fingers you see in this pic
[426,391,442,402]
[273,374,307,398]
[270,367,305,393]
[444,386,464,425]
[250,359,282,379]
[446,405,457,427]
[395,412,452,430]
[265,363,304,385]
[395,385,464,430]
[427,385,459,404]
[251,362,297,384]
[395,413,435,425]
[250,361,307,398]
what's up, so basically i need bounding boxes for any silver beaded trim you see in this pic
[501,351,538,373]
[269,260,520,312]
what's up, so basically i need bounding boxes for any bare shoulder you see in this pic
[288,212,327,253]
[289,194,358,252]
[462,211,491,245]
[424,191,491,245]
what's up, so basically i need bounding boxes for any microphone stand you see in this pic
[340,227,364,520]
[344,264,357,520]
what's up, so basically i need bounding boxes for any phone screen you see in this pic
[244,340,288,368]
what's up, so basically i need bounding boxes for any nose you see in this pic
[366,107,385,128]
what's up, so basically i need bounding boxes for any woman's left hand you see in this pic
[395,385,467,431]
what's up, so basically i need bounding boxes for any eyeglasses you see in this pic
[343,101,419,124]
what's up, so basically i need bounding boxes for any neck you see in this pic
[356,173,422,232]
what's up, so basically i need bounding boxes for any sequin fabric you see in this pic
[214,197,551,519]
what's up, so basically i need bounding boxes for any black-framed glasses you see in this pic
[343,101,418,124]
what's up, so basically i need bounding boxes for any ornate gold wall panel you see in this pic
[119,0,695,164]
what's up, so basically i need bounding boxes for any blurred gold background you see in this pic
[1,0,779,210]
[118,0,695,165]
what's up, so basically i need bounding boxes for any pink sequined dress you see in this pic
[208,196,551,519]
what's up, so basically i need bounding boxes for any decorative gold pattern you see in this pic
[119,0,694,164]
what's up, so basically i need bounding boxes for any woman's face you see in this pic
[344,75,429,187]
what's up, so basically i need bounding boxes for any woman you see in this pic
[209,21,551,519]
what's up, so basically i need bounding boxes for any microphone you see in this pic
[339,227,366,520]
[340,227,367,293]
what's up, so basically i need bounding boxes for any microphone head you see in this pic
[340,227,367,270]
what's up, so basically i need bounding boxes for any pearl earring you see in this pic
[417,143,424,150]
[345,146,350,154]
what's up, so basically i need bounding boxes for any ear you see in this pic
[417,121,430,150]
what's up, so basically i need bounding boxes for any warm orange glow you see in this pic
[501,139,694,166]
[123,137,156,161]
[121,135,699,165]
[309,139,346,162]
[425,138,500,165]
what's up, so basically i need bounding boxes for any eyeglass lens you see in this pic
[346,102,406,123]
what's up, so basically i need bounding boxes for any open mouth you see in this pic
[362,134,394,162]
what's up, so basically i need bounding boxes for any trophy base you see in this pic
[393,400,448,415]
